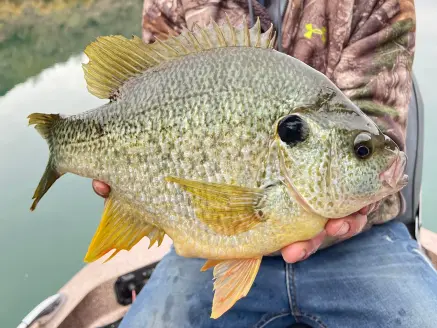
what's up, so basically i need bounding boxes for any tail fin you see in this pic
[28,113,63,211]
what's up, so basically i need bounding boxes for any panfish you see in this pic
[28,18,408,318]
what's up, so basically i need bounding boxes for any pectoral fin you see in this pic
[84,195,166,263]
[202,257,262,319]
[166,176,267,235]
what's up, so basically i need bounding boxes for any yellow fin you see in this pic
[84,195,165,263]
[201,259,224,271]
[203,257,262,319]
[28,113,61,139]
[82,17,275,99]
[166,176,267,235]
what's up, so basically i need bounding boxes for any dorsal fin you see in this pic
[83,16,275,100]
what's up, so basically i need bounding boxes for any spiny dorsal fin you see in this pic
[83,16,275,100]
[84,194,166,263]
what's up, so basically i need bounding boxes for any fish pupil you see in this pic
[356,145,370,158]
[277,115,309,147]
[353,132,373,159]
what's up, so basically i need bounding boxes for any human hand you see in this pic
[92,180,111,198]
[281,206,372,263]
[92,179,372,263]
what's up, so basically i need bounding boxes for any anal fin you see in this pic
[202,257,262,319]
[84,195,165,263]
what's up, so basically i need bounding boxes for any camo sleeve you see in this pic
[140,0,416,229]
[140,0,271,43]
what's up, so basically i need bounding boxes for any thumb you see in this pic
[325,212,368,239]
[92,180,111,198]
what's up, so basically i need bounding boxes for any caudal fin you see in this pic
[28,113,63,211]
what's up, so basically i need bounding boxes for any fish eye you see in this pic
[354,132,374,159]
[277,115,309,147]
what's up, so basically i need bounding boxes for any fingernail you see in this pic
[334,222,350,236]
[299,250,307,261]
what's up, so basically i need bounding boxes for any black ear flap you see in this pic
[277,115,309,147]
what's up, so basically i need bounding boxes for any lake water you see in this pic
[1,1,436,326]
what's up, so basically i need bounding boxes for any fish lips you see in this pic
[380,151,408,190]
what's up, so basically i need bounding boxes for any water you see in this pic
[0,1,143,326]
[0,1,436,327]
[0,55,107,326]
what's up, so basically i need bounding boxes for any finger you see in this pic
[92,180,111,198]
[359,202,380,216]
[359,205,370,215]
[341,214,367,239]
[281,230,327,263]
[325,213,367,239]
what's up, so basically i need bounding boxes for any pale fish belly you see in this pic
[170,206,327,259]
[162,189,328,259]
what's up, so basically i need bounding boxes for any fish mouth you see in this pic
[380,151,408,190]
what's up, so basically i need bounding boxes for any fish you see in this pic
[27,17,408,318]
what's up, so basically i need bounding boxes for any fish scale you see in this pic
[27,18,407,319]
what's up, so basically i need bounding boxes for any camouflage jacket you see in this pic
[139,0,416,246]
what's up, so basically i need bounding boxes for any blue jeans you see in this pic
[120,221,437,327]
